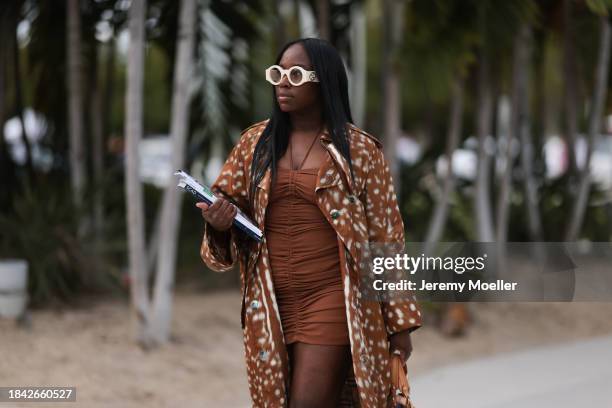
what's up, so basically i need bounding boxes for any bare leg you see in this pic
[287,342,352,408]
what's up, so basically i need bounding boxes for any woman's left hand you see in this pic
[389,330,413,362]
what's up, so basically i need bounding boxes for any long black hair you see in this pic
[248,38,354,210]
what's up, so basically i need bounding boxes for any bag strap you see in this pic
[390,350,414,408]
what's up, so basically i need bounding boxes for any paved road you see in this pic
[410,335,612,408]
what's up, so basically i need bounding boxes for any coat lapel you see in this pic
[256,165,271,190]
[252,127,353,197]
[315,129,361,271]
[317,128,355,194]
[246,166,271,276]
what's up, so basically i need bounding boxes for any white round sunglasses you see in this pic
[265,65,320,86]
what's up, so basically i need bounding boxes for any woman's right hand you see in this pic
[196,197,238,232]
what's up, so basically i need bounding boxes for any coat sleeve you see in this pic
[200,132,251,272]
[361,144,422,336]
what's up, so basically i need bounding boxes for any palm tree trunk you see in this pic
[565,17,611,241]
[349,2,366,128]
[424,78,465,255]
[0,7,14,208]
[149,0,197,345]
[474,51,495,242]
[92,40,115,247]
[563,0,579,177]
[533,29,546,169]
[517,26,543,242]
[67,0,86,213]
[0,9,7,157]
[125,0,151,346]
[497,23,544,275]
[275,0,287,49]
[0,37,5,161]
[12,8,34,180]
[496,24,532,243]
[382,0,405,191]
[0,8,5,133]
[316,0,329,41]
[103,40,115,139]
[92,56,105,245]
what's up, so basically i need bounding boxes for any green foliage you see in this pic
[192,0,264,161]
[401,0,535,105]
[573,4,610,105]
[537,177,612,241]
[364,1,384,134]
[144,44,171,132]
[0,183,120,306]
[473,0,538,51]
[26,0,68,140]
[403,0,479,88]
[586,0,612,15]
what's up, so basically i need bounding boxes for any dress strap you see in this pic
[290,130,321,170]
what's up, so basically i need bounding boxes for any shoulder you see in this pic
[240,119,269,142]
[347,123,383,151]
[231,119,270,157]
[346,124,385,171]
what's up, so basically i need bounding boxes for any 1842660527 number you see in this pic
[0,387,76,402]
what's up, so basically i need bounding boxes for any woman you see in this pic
[198,38,422,407]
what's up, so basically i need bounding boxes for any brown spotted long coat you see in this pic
[200,119,422,407]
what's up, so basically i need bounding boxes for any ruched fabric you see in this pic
[265,166,350,345]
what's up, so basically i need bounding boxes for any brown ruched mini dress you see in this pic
[265,136,350,346]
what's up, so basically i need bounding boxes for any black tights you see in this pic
[286,342,352,408]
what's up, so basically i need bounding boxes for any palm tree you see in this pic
[472,0,536,243]
[516,25,543,243]
[473,46,496,242]
[496,23,532,245]
[91,39,115,246]
[425,78,465,254]
[124,0,150,346]
[565,14,612,241]
[562,0,579,177]
[150,0,197,345]
[67,0,86,218]
[381,0,405,190]
[0,5,12,208]
[348,2,366,127]
[9,1,35,181]
[316,0,330,40]
[401,0,480,251]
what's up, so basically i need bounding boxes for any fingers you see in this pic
[389,331,413,360]
[214,198,231,226]
[196,197,237,231]
[391,348,408,362]
[228,204,238,227]
[221,199,236,220]
[209,196,225,211]
[219,200,237,230]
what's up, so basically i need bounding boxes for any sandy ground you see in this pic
[2,290,612,407]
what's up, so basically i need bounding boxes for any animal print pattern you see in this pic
[200,120,422,407]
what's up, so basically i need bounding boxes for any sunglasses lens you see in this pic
[269,67,282,83]
[289,67,303,85]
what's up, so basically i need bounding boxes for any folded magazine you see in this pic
[175,170,263,242]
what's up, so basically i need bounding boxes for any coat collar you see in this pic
[255,125,355,194]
